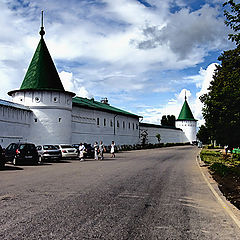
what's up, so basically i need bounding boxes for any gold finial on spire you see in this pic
[39,10,45,38]
[185,90,187,101]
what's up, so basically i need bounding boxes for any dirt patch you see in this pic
[211,171,240,210]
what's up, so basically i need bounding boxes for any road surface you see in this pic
[0,146,240,239]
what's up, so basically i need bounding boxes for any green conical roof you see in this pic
[20,37,65,91]
[177,99,196,121]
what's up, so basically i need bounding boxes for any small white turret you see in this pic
[175,96,197,143]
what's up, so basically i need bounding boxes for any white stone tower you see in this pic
[175,96,197,143]
[8,12,75,145]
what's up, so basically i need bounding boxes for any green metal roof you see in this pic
[177,99,196,121]
[20,38,65,91]
[72,97,140,118]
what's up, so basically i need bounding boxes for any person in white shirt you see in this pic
[111,141,115,158]
[79,143,85,162]
[99,141,105,160]
[94,142,99,160]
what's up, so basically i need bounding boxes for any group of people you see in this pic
[78,141,116,162]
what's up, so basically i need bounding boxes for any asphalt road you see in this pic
[0,146,240,240]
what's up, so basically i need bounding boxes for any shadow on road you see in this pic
[0,165,23,171]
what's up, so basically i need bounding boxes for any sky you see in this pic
[0,0,236,126]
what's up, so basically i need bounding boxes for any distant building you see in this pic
[0,15,195,147]
[175,96,197,143]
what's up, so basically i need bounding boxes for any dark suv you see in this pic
[0,145,6,168]
[5,143,38,165]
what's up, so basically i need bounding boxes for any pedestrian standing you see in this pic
[79,143,85,162]
[111,141,115,158]
[224,145,228,155]
[99,141,105,160]
[94,142,99,160]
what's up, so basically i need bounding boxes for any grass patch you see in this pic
[200,149,240,177]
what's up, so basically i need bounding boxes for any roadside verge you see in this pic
[196,154,240,229]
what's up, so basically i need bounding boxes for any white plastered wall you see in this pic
[11,90,73,145]
[0,105,32,147]
[71,105,140,146]
[175,120,197,143]
[139,125,189,144]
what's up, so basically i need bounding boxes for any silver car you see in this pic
[54,144,78,159]
[36,145,62,162]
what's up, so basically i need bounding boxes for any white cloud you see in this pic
[0,0,229,128]
[59,71,74,91]
[194,63,217,126]
[59,71,92,99]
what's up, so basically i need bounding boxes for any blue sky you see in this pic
[0,0,235,125]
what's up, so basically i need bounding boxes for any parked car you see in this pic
[0,145,6,168]
[5,143,38,165]
[36,145,62,162]
[54,144,78,159]
[72,143,94,158]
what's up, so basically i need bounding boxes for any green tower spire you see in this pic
[177,98,196,121]
[20,11,65,92]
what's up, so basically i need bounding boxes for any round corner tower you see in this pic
[8,13,75,145]
[175,97,197,144]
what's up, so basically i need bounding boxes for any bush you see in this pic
[233,153,240,161]
[209,162,231,177]
[200,150,221,164]
[117,142,188,152]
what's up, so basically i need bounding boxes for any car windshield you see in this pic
[43,145,57,150]
[19,144,35,150]
[60,145,73,149]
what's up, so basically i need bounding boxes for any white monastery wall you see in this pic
[175,120,197,143]
[140,124,189,144]
[11,90,73,145]
[72,105,139,146]
[0,105,32,147]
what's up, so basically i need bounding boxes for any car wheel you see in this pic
[13,157,18,166]
[0,162,4,168]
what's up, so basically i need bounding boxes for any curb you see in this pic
[196,154,240,229]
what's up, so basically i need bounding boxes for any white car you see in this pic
[36,145,62,162]
[55,144,78,159]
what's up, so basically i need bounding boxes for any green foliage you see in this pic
[200,46,240,146]
[200,1,240,147]
[224,0,240,46]
[200,149,240,176]
[200,150,221,163]
[161,115,176,127]
[117,142,189,152]
[196,125,211,144]
[155,133,161,143]
[209,162,232,177]
[233,153,240,161]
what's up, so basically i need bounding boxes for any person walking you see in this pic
[111,141,115,158]
[94,142,99,160]
[79,143,85,162]
[99,141,105,160]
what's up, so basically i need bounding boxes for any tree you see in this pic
[196,125,211,144]
[200,46,240,146]
[200,0,240,147]
[155,133,161,143]
[161,115,176,127]
[224,0,240,45]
